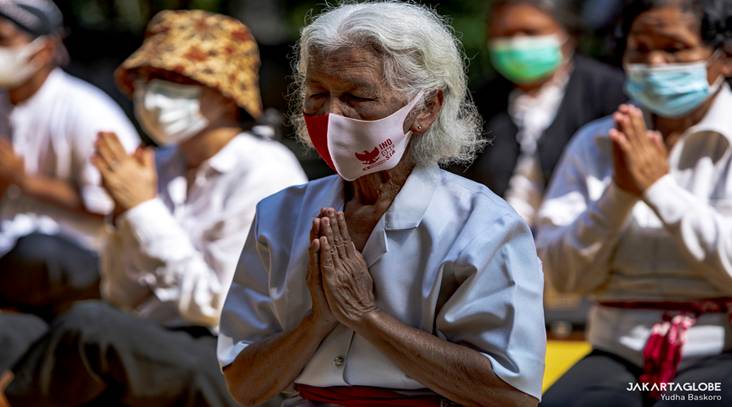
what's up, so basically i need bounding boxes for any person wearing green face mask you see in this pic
[457,0,627,226]
[490,32,565,85]
[452,0,628,347]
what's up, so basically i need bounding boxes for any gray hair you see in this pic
[289,1,484,167]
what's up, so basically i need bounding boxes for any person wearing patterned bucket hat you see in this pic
[1,9,306,407]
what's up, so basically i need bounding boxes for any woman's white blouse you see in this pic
[536,84,732,366]
[217,164,546,399]
[101,133,307,328]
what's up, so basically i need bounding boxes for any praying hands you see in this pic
[308,208,377,330]
[609,104,670,196]
[91,131,157,215]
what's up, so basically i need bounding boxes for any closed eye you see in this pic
[345,93,376,103]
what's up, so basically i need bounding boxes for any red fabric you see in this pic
[599,298,732,399]
[639,312,695,399]
[294,384,443,406]
[303,113,336,171]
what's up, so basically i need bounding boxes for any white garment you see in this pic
[218,165,546,400]
[101,133,307,329]
[536,84,732,367]
[504,69,569,224]
[0,69,139,255]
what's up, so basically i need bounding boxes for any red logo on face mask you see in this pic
[354,147,380,165]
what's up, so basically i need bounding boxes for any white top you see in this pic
[218,164,546,400]
[101,133,307,329]
[536,84,732,367]
[504,68,569,225]
[0,69,139,254]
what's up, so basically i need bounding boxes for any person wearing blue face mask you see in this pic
[538,0,732,405]
[455,0,627,227]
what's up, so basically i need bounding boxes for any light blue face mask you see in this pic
[625,58,722,118]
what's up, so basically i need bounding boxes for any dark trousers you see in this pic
[541,349,732,407]
[0,312,47,373]
[6,301,239,407]
[0,233,100,319]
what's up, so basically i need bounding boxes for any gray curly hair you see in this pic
[289,1,485,167]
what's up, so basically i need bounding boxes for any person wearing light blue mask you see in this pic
[625,51,726,118]
[539,1,732,406]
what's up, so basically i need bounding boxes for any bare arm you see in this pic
[18,175,103,219]
[355,310,537,407]
[223,217,338,407]
[318,209,537,407]
[0,138,102,219]
[223,314,333,407]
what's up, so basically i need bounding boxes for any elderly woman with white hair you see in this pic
[218,2,546,406]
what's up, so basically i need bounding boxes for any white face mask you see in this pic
[303,92,423,181]
[134,79,209,146]
[0,37,46,89]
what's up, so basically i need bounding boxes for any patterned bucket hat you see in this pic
[116,9,262,119]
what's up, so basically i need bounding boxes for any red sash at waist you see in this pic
[598,298,732,399]
[598,298,732,317]
[294,383,443,406]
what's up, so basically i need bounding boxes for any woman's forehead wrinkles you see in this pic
[632,11,698,36]
[307,60,383,90]
[632,23,700,46]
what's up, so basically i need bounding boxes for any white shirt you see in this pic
[504,68,569,224]
[218,164,546,400]
[101,133,307,329]
[536,84,732,367]
[0,69,139,255]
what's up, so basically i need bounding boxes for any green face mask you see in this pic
[489,34,563,84]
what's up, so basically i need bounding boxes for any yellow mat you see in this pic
[543,340,592,392]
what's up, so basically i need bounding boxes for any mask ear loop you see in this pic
[18,36,49,74]
[404,90,426,137]
[707,49,727,94]
[556,33,575,77]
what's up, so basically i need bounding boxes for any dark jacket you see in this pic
[457,55,627,196]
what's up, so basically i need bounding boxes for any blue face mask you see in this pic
[625,59,721,118]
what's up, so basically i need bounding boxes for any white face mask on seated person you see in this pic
[0,37,47,88]
[134,79,210,146]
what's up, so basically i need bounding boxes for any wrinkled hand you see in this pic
[306,211,338,332]
[318,208,377,329]
[609,104,669,196]
[0,138,25,191]
[91,131,157,214]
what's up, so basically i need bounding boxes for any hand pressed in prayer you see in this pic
[91,131,157,215]
[318,208,377,329]
[307,211,338,331]
[609,104,669,196]
[0,138,25,193]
